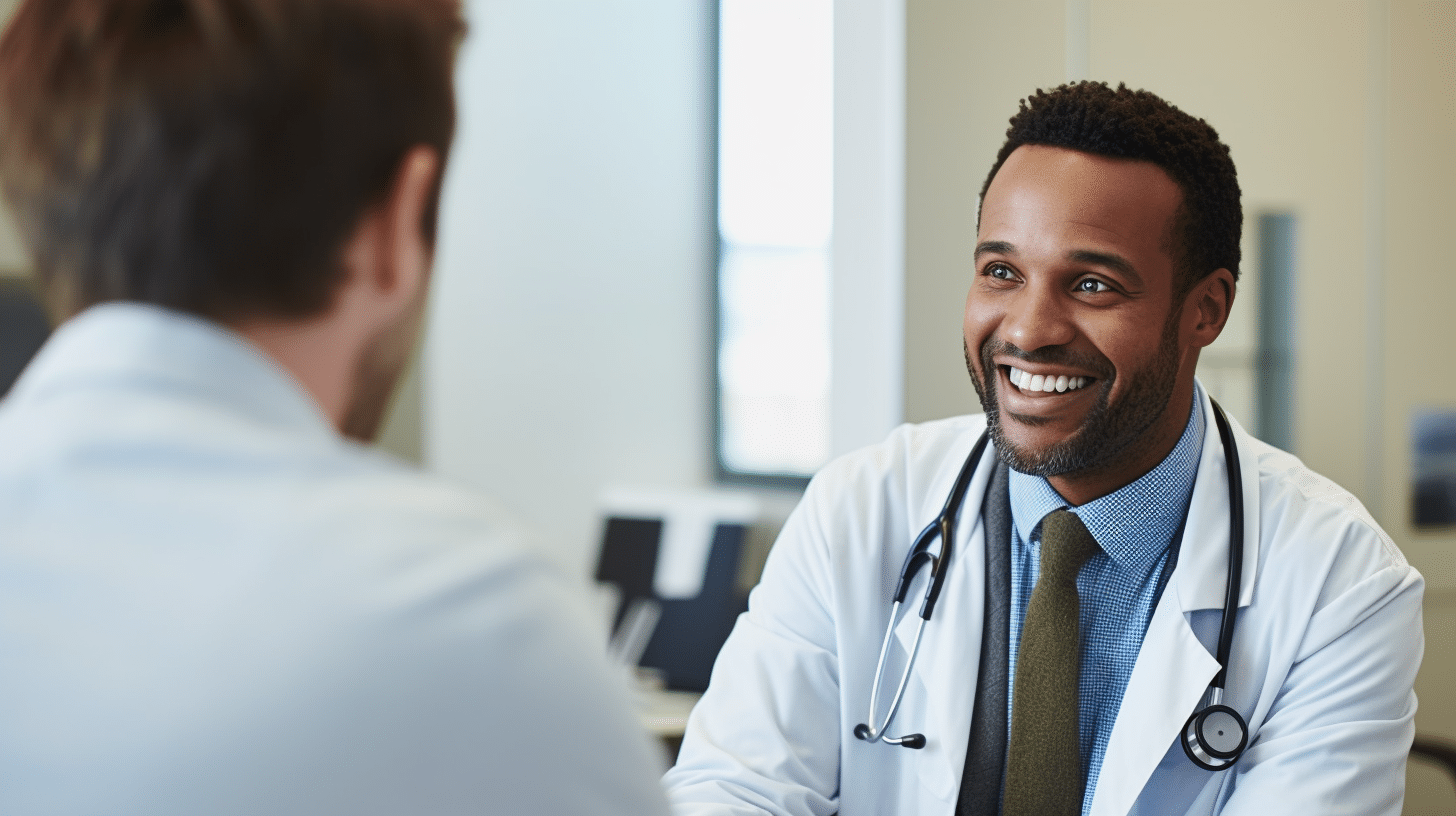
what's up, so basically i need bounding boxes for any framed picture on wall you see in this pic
[1413,409,1456,529]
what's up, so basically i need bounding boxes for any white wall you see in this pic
[830,0,907,457]
[426,0,718,571]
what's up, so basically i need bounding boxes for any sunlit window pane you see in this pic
[718,0,833,249]
[719,247,830,474]
[716,0,833,481]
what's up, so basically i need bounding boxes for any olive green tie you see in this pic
[1003,509,1100,816]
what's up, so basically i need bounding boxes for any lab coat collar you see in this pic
[1170,384,1262,614]
[7,302,337,440]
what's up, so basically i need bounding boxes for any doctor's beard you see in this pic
[965,324,1181,479]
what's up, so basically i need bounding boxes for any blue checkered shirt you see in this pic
[1006,388,1204,815]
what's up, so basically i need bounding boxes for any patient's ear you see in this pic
[379,146,440,307]
[337,145,441,326]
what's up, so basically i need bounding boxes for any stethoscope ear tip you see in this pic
[853,723,925,749]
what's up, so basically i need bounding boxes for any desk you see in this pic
[637,688,701,765]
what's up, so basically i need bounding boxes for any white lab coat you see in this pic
[0,304,670,816]
[666,387,1424,816]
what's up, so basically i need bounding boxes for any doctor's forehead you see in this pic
[976,145,1183,268]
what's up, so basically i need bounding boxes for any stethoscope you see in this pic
[853,401,1249,773]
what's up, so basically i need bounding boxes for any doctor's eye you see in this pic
[983,263,1017,281]
[1075,278,1112,294]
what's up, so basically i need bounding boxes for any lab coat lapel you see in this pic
[891,437,998,806]
[1089,389,1263,816]
[1088,582,1220,816]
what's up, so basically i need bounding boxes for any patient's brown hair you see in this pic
[0,0,464,321]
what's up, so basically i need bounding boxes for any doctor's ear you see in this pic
[1183,268,1236,350]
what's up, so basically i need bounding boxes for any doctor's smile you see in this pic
[982,344,1108,427]
[991,348,1106,408]
[1006,366,1093,394]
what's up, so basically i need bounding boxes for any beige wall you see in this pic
[0,0,23,277]
[904,0,1456,809]
[904,0,1066,425]
[0,0,17,277]
[1387,7,1456,806]
[1386,0,1456,587]
[0,214,24,277]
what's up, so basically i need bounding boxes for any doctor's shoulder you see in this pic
[1242,437,1423,633]
[786,413,990,563]
[1249,440,1417,574]
[807,413,990,500]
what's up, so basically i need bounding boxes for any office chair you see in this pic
[0,276,50,397]
[1410,735,1456,813]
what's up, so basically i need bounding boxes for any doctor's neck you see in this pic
[1041,383,1197,507]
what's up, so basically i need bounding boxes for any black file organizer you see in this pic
[595,516,749,692]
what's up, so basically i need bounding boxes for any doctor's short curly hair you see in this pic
[979,82,1242,293]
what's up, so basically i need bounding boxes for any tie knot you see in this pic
[1038,509,1099,582]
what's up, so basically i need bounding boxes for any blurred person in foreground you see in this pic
[0,1,670,814]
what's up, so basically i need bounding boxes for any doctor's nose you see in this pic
[998,285,1076,352]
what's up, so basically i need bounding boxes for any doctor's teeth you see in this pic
[1008,366,1089,393]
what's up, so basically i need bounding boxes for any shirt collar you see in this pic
[1008,383,1206,570]
[7,302,337,440]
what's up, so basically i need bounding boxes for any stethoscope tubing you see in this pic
[856,430,990,747]
[1210,402,1244,691]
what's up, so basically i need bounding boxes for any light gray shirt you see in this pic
[0,303,669,816]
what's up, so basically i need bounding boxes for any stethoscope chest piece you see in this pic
[1181,703,1248,771]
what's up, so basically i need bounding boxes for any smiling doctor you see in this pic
[664,83,1425,816]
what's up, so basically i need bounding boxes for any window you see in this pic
[714,0,834,483]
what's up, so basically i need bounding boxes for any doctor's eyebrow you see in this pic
[1067,249,1144,287]
[974,240,1017,259]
